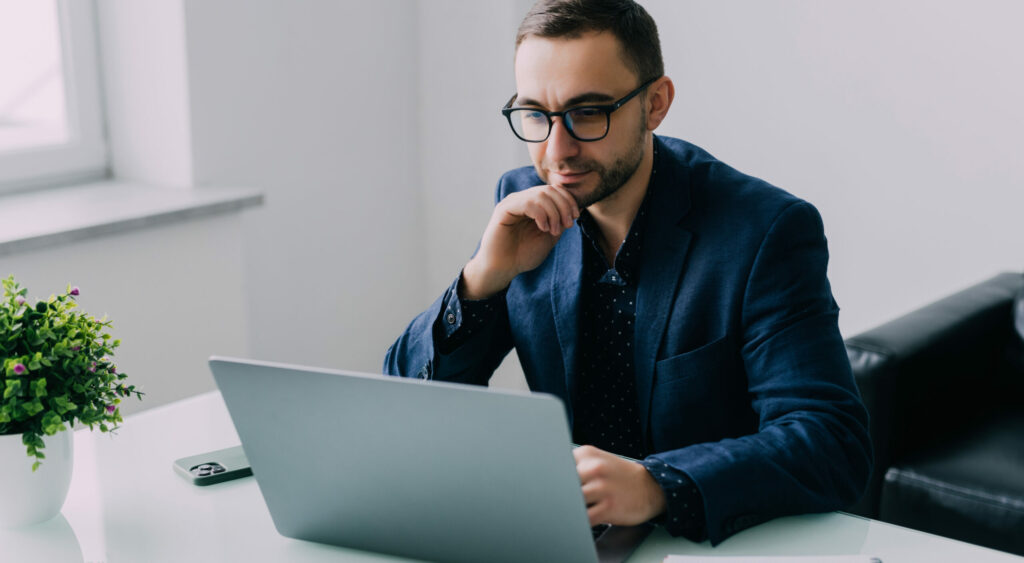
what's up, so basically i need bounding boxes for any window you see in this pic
[0,0,107,193]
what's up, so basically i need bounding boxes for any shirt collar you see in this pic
[576,141,659,285]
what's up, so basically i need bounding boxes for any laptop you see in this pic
[209,356,653,563]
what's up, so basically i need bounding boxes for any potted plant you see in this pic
[0,276,142,527]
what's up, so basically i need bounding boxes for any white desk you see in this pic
[2,391,1020,562]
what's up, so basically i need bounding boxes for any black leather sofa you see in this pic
[845,272,1024,555]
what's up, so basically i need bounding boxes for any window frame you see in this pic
[0,0,107,194]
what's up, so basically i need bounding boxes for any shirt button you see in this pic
[446,313,456,325]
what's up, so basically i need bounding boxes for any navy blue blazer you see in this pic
[385,135,872,544]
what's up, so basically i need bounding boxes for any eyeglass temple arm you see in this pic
[502,93,518,110]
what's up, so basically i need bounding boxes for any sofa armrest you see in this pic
[845,271,1023,517]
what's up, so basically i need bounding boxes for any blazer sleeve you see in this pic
[382,274,514,385]
[383,177,521,385]
[647,201,873,544]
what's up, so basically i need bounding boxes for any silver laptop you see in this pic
[209,356,653,563]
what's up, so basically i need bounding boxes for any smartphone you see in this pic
[173,444,253,486]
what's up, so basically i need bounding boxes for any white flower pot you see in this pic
[0,430,74,527]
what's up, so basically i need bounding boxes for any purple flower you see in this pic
[13,363,26,375]
[72,345,81,352]
[14,295,26,306]
[105,405,116,414]
[110,366,117,374]
[69,286,80,296]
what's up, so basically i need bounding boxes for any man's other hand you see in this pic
[573,445,667,527]
[461,185,580,300]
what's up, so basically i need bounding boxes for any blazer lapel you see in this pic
[551,225,583,425]
[635,142,693,445]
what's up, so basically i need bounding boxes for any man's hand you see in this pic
[574,445,667,527]
[461,185,580,300]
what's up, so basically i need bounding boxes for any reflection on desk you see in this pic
[3,391,1020,562]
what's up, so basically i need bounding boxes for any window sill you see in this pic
[0,180,263,257]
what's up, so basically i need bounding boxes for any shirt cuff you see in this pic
[641,457,708,542]
[435,270,504,354]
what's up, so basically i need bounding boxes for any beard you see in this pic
[539,116,648,208]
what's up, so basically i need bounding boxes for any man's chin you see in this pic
[555,182,596,208]
[537,169,600,207]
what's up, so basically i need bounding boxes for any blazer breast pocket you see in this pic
[650,334,736,450]
[653,334,730,386]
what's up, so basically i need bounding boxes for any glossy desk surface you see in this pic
[3,391,1020,562]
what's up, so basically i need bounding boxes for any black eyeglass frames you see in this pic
[501,76,660,143]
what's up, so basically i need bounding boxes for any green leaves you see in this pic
[22,398,45,417]
[22,431,44,450]
[31,378,46,398]
[3,378,21,399]
[53,395,77,414]
[22,431,46,472]
[28,352,44,371]
[41,411,64,435]
[1,275,143,469]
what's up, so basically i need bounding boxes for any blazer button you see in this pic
[446,313,456,325]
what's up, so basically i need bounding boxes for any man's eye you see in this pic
[522,110,546,121]
[569,107,603,119]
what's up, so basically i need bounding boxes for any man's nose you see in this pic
[546,116,580,161]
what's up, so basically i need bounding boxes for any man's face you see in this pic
[514,32,648,208]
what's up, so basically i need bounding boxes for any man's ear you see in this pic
[645,76,675,131]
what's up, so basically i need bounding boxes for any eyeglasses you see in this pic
[501,76,659,143]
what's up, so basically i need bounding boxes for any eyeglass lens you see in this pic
[510,107,608,142]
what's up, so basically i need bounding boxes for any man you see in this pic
[385,0,871,545]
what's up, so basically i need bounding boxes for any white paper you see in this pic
[664,556,882,563]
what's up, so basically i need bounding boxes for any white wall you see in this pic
[181,0,427,373]
[415,0,530,294]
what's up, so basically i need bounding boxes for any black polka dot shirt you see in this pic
[571,205,646,460]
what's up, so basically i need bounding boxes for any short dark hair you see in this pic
[515,0,663,83]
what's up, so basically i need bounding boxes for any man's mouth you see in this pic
[550,170,590,184]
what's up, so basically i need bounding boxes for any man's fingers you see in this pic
[574,445,607,481]
[587,501,608,527]
[573,444,600,461]
[581,479,604,505]
[544,185,580,228]
[522,194,564,235]
[539,188,575,232]
[576,458,605,484]
[576,445,660,527]
[505,185,579,234]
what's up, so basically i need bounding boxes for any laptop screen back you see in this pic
[209,356,599,563]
